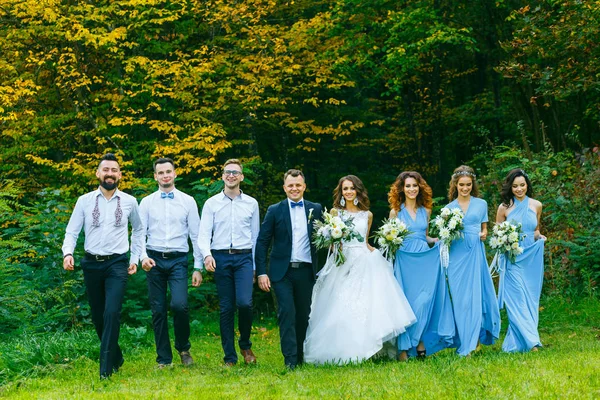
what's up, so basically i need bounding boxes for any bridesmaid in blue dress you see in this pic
[390,172,455,361]
[445,165,500,356]
[495,168,546,352]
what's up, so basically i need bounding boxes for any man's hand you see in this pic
[141,257,156,272]
[128,263,137,275]
[258,275,271,292]
[192,270,203,287]
[63,255,75,271]
[204,255,216,272]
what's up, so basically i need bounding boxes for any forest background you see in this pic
[0,0,599,387]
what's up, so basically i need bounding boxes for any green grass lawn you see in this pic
[1,297,599,399]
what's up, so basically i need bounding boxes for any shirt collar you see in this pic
[221,189,243,201]
[158,187,177,196]
[96,187,121,200]
[288,198,305,207]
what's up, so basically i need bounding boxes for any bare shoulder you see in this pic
[367,210,373,221]
[530,198,543,210]
[389,209,398,219]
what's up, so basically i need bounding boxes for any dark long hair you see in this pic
[500,168,533,207]
[388,171,433,211]
[333,175,370,211]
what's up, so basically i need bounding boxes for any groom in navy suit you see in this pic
[255,169,323,369]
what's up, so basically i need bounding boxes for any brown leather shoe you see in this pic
[179,351,194,366]
[241,349,256,364]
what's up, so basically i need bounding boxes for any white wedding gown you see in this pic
[304,210,417,364]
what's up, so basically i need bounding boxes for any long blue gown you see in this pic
[394,206,455,357]
[497,196,544,352]
[446,196,500,356]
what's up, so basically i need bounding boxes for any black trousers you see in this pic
[145,251,190,364]
[212,252,254,364]
[81,253,128,377]
[272,264,314,366]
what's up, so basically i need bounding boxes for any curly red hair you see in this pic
[388,171,433,211]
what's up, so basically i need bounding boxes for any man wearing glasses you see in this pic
[198,159,260,366]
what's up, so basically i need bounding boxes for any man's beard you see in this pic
[159,181,174,189]
[100,177,119,190]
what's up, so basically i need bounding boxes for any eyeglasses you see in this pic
[223,170,242,176]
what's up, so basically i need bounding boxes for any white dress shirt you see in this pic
[198,190,260,269]
[62,188,144,265]
[288,198,312,263]
[139,188,203,270]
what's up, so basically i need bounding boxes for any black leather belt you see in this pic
[290,262,311,269]
[213,249,252,255]
[84,252,123,262]
[148,249,187,259]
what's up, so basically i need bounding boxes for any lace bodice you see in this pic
[339,210,369,248]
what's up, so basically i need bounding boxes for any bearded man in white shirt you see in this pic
[198,159,260,366]
[139,157,203,368]
[62,153,144,379]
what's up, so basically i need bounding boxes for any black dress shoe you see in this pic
[113,357,125,372]
[100,372,112,380]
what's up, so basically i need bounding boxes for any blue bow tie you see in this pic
[161,192,174,199]
[290,200,303,208]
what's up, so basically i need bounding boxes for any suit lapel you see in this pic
[281,200,293,241]
[304,200,314,236]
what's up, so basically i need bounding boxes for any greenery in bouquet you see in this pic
[312,209,364,266]
[373,218,411,262]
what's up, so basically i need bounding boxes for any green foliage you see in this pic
[0,0,599,345]
[0,325,154,387]
[476,145,600,296]
[2,298,600,397]
[0,184,84,335]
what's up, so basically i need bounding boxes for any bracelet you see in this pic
[63,253,73,259]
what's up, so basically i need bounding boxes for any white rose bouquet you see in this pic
[312,209,364,266]
[429,207,464,268]
[488,221,525,277]
[373,218,411,262]
[490,220,524,259]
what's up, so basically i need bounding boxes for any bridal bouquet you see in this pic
[373,218,411,262]
[312,209,364,267]
[429,207,464,268]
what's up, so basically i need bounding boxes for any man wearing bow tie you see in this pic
[255,169,323,369]
[62,153,144,379]
[138,158,203,368]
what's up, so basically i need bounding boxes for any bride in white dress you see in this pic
[304,175,417,364]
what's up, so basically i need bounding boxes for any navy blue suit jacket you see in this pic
[255,199,323,282]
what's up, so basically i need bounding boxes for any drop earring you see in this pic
[353,198,359,206]
[340,198,346,207]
